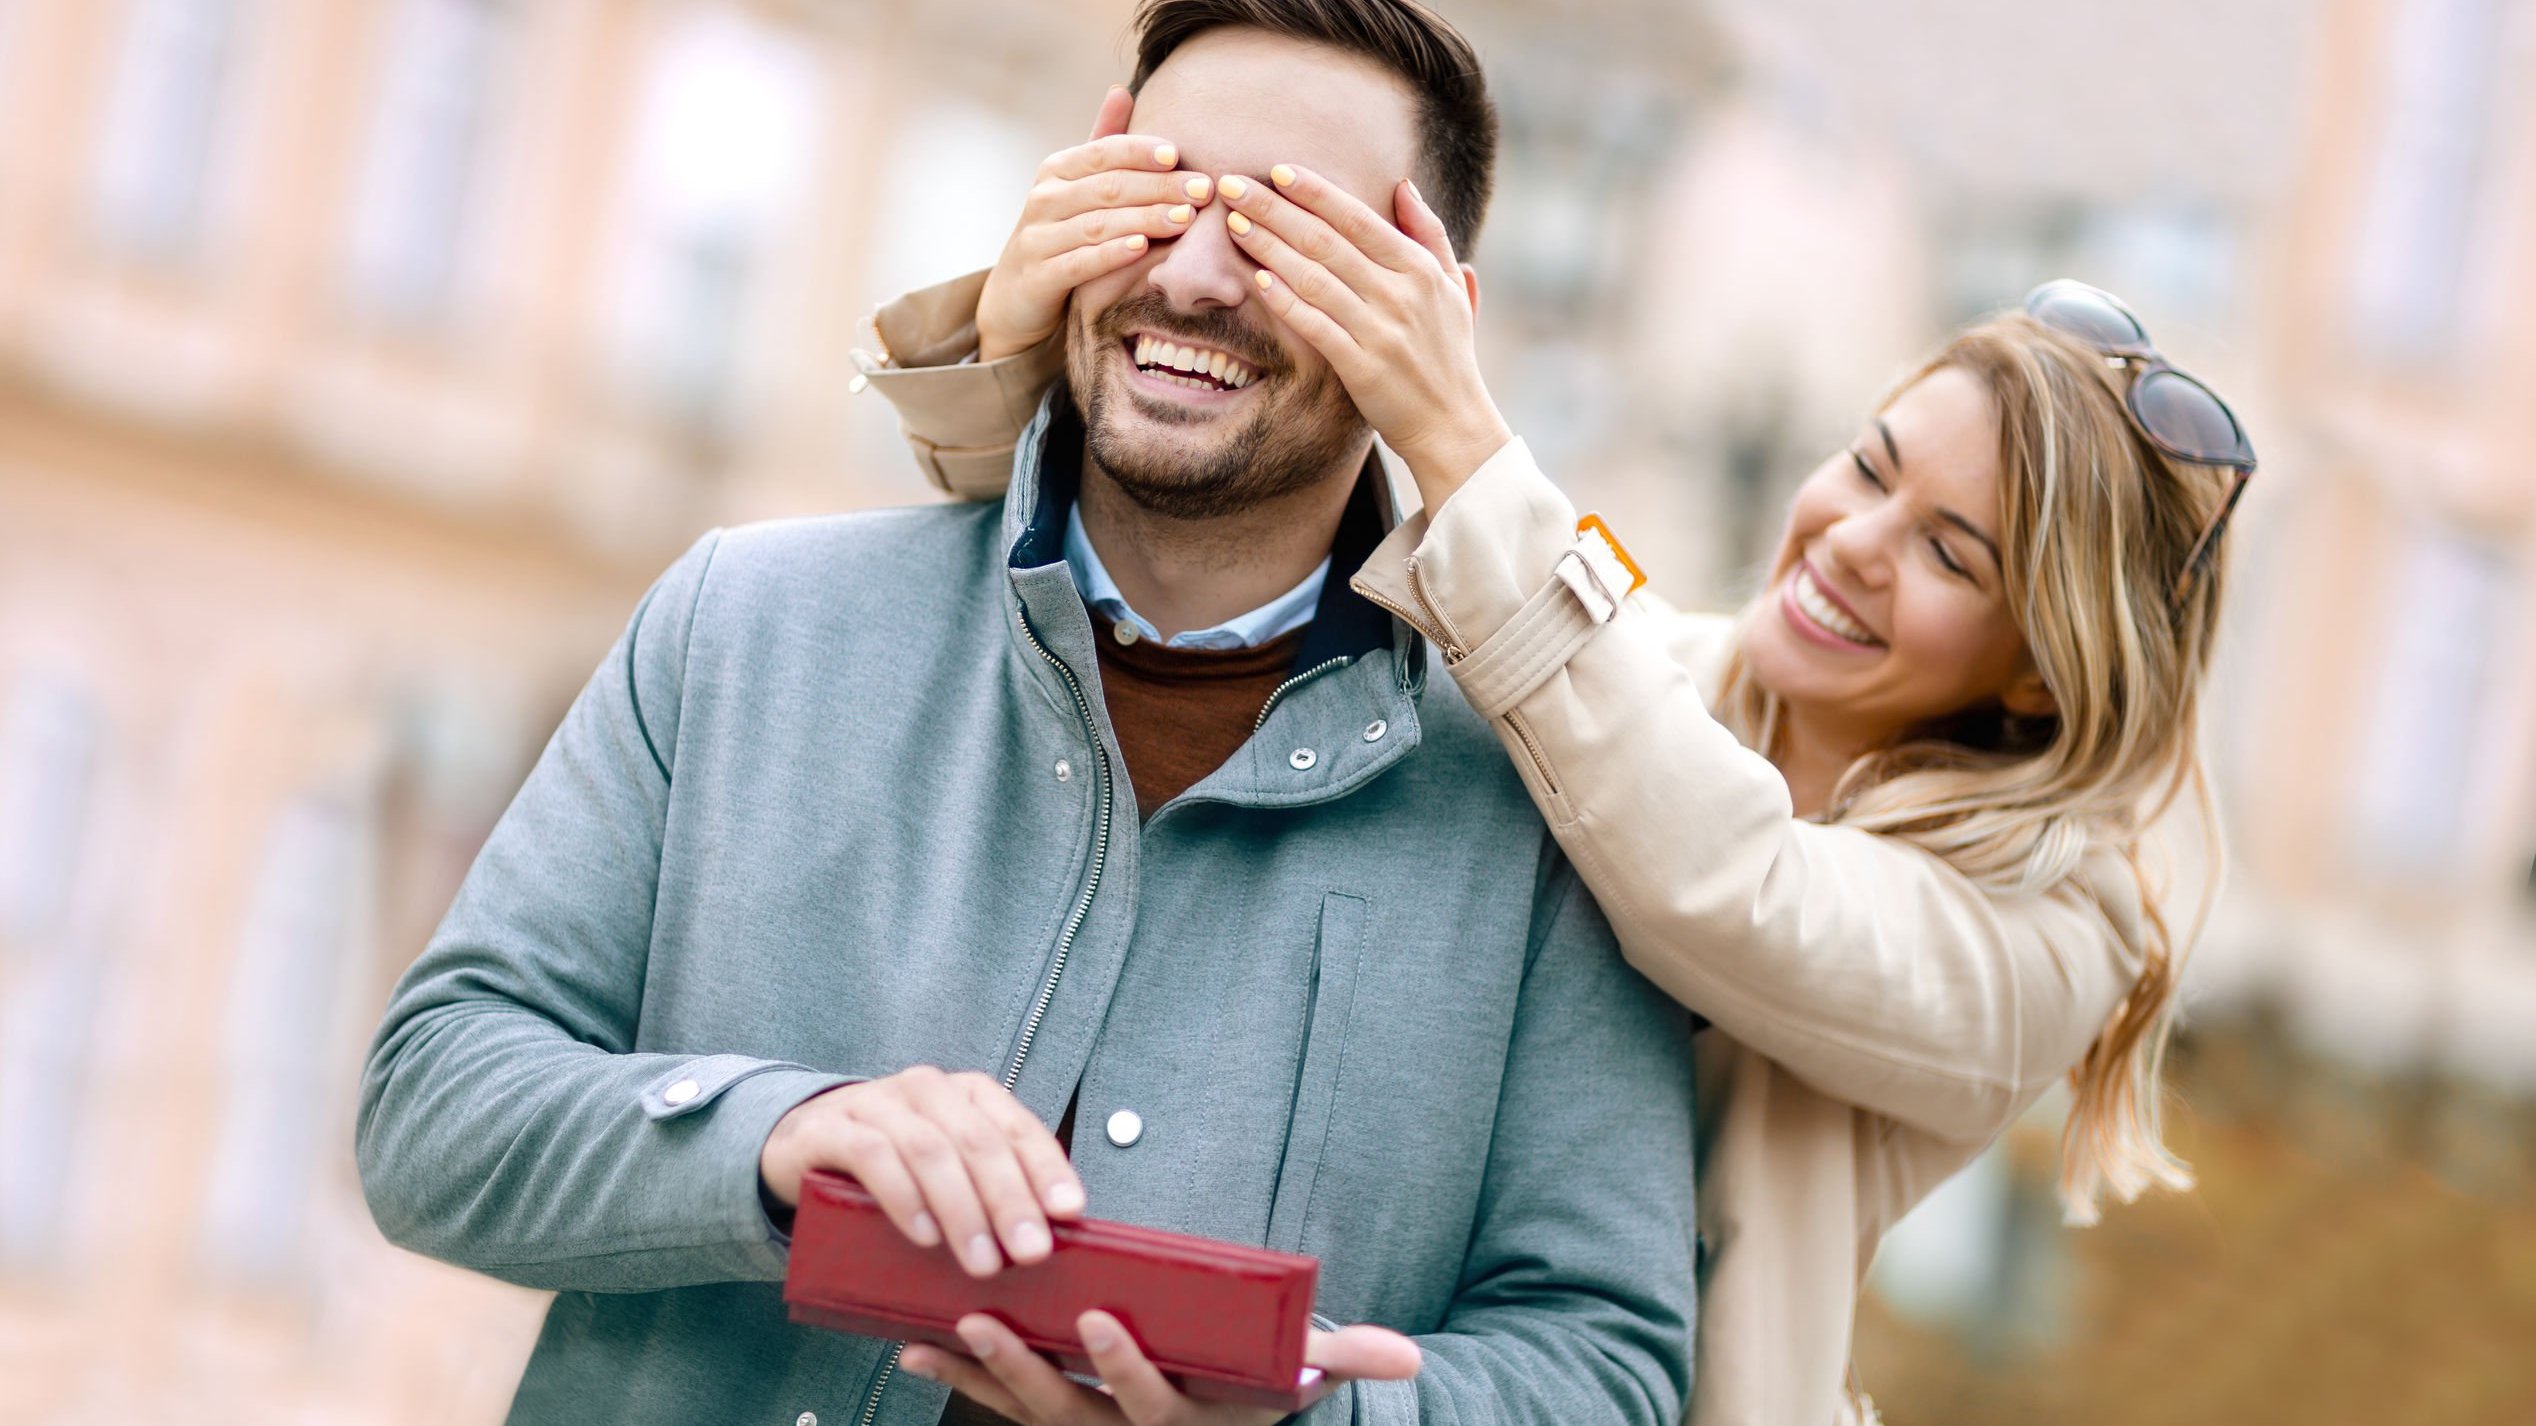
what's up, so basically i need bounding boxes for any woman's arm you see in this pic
[855,269,1054,499]
[1353,441,2164,1146]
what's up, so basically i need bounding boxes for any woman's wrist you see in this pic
[1396,410,1515,513]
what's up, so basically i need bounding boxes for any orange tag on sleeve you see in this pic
[1575,513,1648,595]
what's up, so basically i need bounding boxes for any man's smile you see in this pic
[1121,331,1264,402]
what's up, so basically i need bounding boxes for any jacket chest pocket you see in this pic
[1262,892,1369,1255]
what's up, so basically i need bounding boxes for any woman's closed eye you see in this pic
[1848,448,1884,489]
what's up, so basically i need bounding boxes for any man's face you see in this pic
[1066,29,1422,518]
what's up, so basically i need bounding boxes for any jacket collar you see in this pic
[999,385,1430,813]
[1003,385,1411,682]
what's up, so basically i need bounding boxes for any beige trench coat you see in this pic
[853,272,2209,1426]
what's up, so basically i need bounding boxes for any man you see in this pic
[356,3,1699,1424]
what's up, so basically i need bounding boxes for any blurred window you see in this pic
[609,9,823,430]
[2346,0,2508,361]
[0,675,104,1273]
[2348,523,2519,877]
[91,0,243,261]
[344,0,513,322]
[195,790,375,1286]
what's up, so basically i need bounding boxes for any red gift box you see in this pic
[782,1170,1323,1411]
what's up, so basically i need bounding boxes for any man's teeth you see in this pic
[1133,335,1258,389]
[1795,567,1879,644]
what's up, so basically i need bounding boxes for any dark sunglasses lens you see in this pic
[2028,285,2147,350]
[2134,368,2248,465]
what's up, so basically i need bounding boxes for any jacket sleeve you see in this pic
[1311,864,1700,1426]
[1349,439,2169,1146]
[852,269,1060,501]
[355,531,857,1293]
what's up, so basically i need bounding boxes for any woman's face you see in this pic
[1741,365,2053,749]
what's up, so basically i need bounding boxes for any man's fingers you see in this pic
[850,1093,1002,1276]
[1392,179,1459,274]
[912,1072,1054,1270]
[902,1345,1033,1423]
[1305,1324,1424,1383]
[1088,84,1134,142]
[1075,1312,1180,1425]
[957,1314,1115,1426]
[819,1116,939,1248]
[1042,133,1184,184]
[968,1079,1087,1220]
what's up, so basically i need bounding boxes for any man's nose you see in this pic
[1144,200,1255,312]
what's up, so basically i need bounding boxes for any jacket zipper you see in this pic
[1353,559,1560,793]
[854,603,1118,1426]
[1252,656,1355,732]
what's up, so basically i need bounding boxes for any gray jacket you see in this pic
[356,394,1700,1426]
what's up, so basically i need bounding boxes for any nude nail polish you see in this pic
[1270,164,1296,188]
[1154,142,1176,168]
[1228,212,1252,236]
[1185,175,1211,201]
[1219,175,1248,201]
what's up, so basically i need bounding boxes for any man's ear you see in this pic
[1459,262,1481,320]
[2002,664,2058,719]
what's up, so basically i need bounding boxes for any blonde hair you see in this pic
[1714,312,2233,1225]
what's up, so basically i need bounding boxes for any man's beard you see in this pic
[1068,291,1367,520]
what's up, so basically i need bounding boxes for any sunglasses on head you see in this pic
[2022,279,2256,608]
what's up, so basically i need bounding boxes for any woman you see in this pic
[857,92,2248,1426]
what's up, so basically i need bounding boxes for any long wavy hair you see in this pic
[1713,312,2233,1224]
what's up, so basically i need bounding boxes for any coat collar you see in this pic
[999,385,1430,814]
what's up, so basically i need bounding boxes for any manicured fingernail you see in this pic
[1168,203,1193,224]
[1227,212,1252,236]
[1125,234,1147,252]
[1219,175,1248,201]
[1008,1219,1050,1258]
[1046,1180,1085,1213]
[966,1233,1000,1272]
[1270,164,1296,188]
[1080,1315,1119,1352]
[1254,270,1274,291]
[1184,175,1211,201]
[1153,142,1176,167]
[958,1319,998,1357]
[910,1211,940,1246]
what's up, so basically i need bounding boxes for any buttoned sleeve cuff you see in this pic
[644,1059,860,1277]
[853,269,1062,501]
[1351,437,1639,721]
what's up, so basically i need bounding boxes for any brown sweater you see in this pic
[1090,616,1308,818]
[936,615,1307,1426]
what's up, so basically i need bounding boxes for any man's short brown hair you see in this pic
[1128,0,1498,256]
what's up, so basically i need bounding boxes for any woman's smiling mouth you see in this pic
[1782,562,1884,649]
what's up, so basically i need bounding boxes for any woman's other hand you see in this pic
[1220,164,1514,511]
[975,86,1216,362]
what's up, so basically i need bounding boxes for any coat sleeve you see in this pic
[852,269,1059,501]
[1349,439,2168,1147]
[355,531,857,1293]
[1310,864,1701,1426]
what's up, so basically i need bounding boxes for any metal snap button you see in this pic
[1106,1109,1144,1147]
[1362,720,1387,742]
[1054,758,1072,783]
[664,1079,700,1106]
[798,1413,819,1426]
[1289,748,1317,771]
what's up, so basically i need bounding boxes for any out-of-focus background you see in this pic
[0,0,2531,1420]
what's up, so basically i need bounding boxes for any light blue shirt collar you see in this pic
[1063,504,1328,650]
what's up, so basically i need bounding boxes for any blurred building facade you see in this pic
[0,0,2530,1421]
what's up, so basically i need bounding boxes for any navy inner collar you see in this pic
[1011,389,1392,672]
